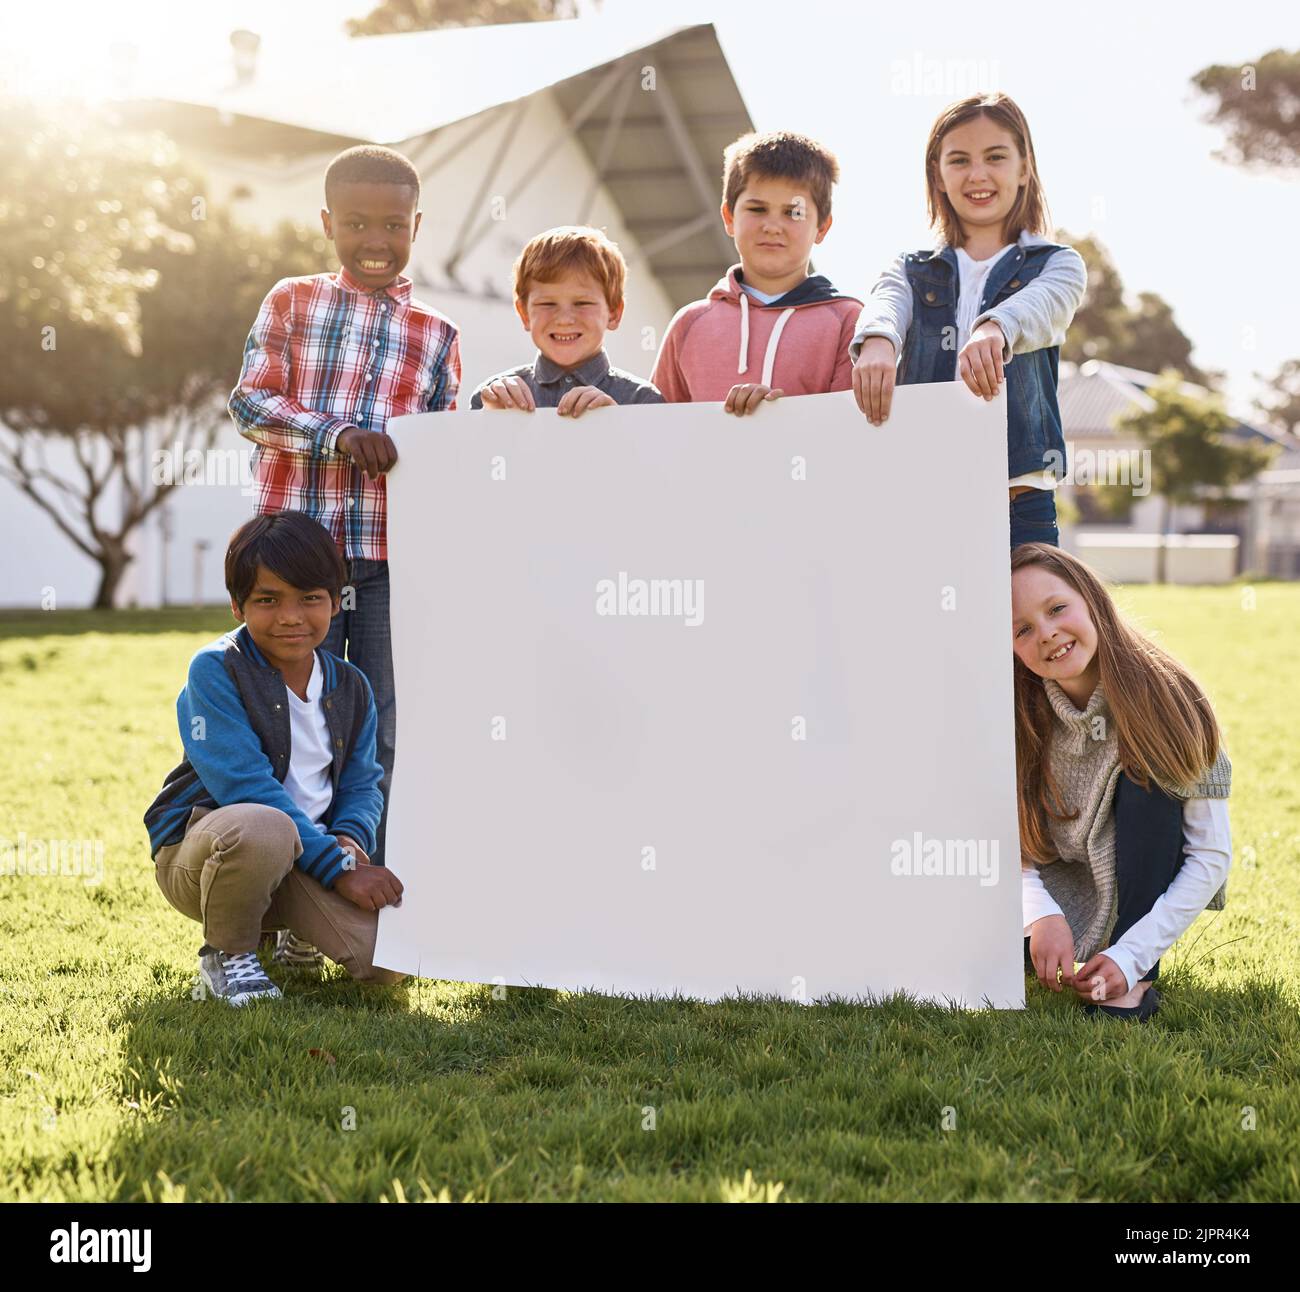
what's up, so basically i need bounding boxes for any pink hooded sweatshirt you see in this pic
[650,265,863,403]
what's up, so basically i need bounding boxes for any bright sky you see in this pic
[3,0,1296,416]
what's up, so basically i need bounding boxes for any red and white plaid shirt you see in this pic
[228,267,460,560]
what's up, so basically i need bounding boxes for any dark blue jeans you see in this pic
[1024,772,1189,984]
[1009,486,1059,551]
[322,557,395,867]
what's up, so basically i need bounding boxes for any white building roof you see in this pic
[120,16,735,146]
[119,17,753,308]
[1059,359,1283,448]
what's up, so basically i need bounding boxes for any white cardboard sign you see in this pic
[376,386,1024,1009]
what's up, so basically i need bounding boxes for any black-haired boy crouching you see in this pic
[144,511,405,1005]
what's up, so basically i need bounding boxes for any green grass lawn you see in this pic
[2,587,1297,1202]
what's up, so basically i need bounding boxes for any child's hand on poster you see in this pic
[1027,913,1076,992]
[557,386,616,418]
[852,336,897,425]
[333,856,404,911]
[480,376,536,411]
[333,835,402,910]
[958,321,1007,400]
[724,383,783,416]
[337,427,398,478]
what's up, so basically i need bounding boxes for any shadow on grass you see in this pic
[97,956,1299,1202]
[0,607,234,639]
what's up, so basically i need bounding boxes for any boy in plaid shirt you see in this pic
[229,145,460,882]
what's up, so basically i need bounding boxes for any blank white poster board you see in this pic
[376,386,1024,1009]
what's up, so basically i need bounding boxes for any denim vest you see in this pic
[898,243,1068,480]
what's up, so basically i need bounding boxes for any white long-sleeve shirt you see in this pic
[1022,797,1232,991]
[847,230,1088,367]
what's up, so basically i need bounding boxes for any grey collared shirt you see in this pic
[469,349,663,409]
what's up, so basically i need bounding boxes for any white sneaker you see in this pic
[273,929,325,971]
[198,945,283,1006]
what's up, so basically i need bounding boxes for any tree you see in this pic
[0,99,327,608]
[346,0,582,36]
[1114,372,1276,582]
[1058,231,1213,385]
[1192,49,1300,170]
[1126,292,1221,388]
[1253,358,1300,436]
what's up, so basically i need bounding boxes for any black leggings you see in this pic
[1024,771,1188,984]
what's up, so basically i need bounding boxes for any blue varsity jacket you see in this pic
[142,624,383,888]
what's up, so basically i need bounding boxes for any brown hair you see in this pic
[513,226,627,311]
[722,131,839,223]
[1011,543,1222,863]
[924,93,1048,248]
[225,512,345,610]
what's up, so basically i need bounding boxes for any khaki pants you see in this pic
[154,803,404,985]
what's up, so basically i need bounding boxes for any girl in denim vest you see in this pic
[850,93,1088,550]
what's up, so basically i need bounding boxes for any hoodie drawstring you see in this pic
[762,309,794,388]
[737,292,796,388]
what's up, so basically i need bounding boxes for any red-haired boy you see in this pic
[470,226,662,414]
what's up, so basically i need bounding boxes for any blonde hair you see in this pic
[1010,543,1222,863]
[924,93,1049,248]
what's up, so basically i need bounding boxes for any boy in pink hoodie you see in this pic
[651,131,862,415]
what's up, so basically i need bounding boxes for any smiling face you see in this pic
[1011,565,1101,700]
[722,173,831,295]
[935,114,1027,245]
[515,268,622,370]
[231,564,338,676]
[322,180,421,289]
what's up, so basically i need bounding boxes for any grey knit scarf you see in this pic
[1032,677,1230,962]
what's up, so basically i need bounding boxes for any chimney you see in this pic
[230,29,261,87]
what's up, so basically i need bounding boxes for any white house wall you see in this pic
[403,89,677,385]
[0,89,677,608]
